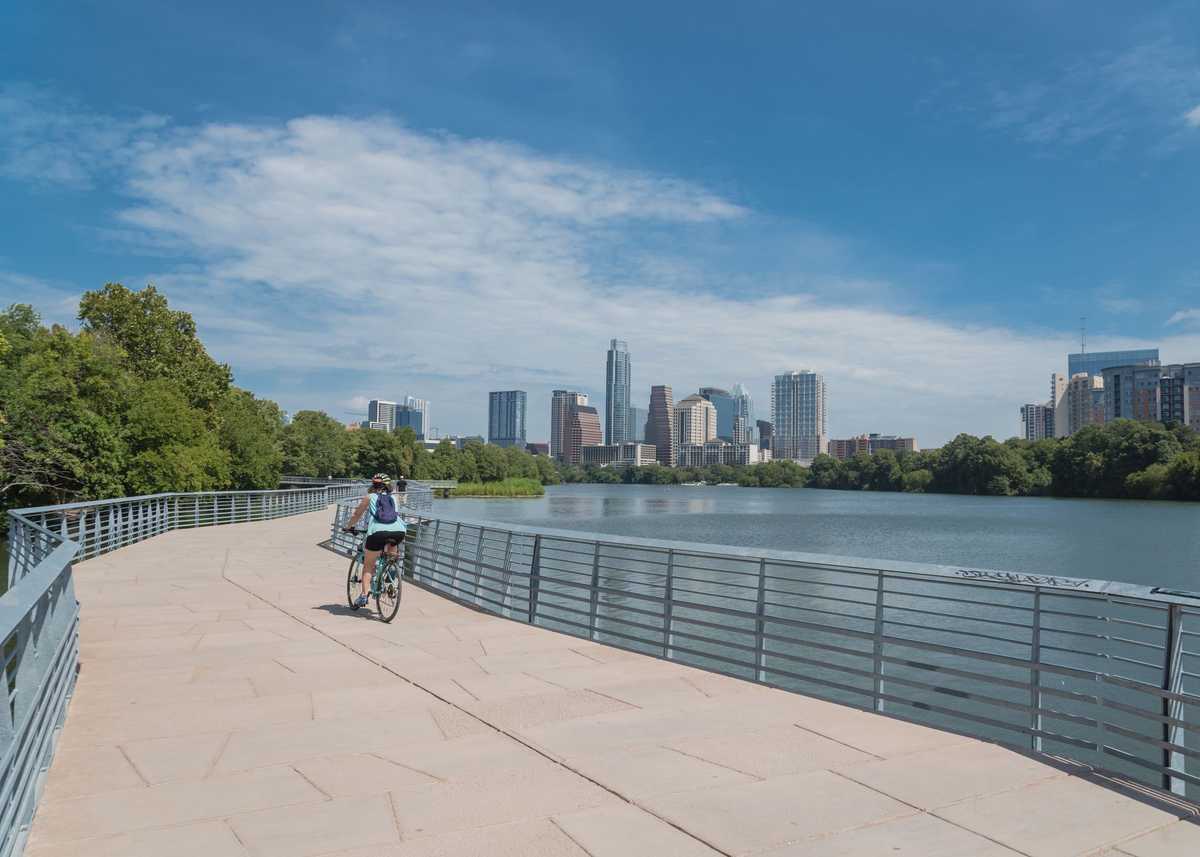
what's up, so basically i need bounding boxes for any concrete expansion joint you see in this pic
[219,554,736,857]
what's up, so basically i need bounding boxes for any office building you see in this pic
[1066,373,1105,434]
[551,390,588,462]
[605,339,632,444]
[699,387,738,441]
[731,383,755,443]
[403,397,429,433]
[646,385,677,467]
[1068,349,1159,380]
[564,403,603,466]
[677,441,765,468]
[581,443,658,469]
[676,394,717,446]
[627,406,648,443]
[367,400,397,429]
[488,390,527,448]
[525,442,550,456]
[771,370,827,463]
[361,420,390,432]
[1051,373,1069,438]
[1020,404,1054,442]
[1160,364,1200,429]
[394,405,424,438]
[756,420,773,452]
[827,434,918,461]
[1102,365,1162,424]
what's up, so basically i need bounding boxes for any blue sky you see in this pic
[2,1,1200,445]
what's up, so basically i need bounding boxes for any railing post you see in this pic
[450,523,463,591]
[662,549,675,659]
[1030,589,1043,753]
[499,532,514,616]
[755,558,767,682]
[1162,603,1185,795]
[872,570,886,713]
[528,534,542,624]
[588,542,601,641]
[473,527,486,605]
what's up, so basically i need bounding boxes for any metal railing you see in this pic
[0,481,368,857]
[329,508,1200,804]
[279,475,363,485]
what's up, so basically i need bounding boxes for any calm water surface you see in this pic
[437,484,1200,590]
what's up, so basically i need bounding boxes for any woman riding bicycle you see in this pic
[342,473,407,609]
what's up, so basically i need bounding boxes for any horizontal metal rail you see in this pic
[328,509,1200,805]
[0,478,407,857]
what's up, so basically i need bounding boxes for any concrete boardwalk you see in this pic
[27,510,1200,856]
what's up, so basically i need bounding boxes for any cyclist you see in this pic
[342,473,407,608]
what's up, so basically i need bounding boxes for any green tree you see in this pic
[282,411,348,477]
[216,389,284,489]
[123,379,231,493]
[1166,451,1200,501]
[78,283,233,411]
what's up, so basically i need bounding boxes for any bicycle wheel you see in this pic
[375,558,402,622]
[347,552,364,609]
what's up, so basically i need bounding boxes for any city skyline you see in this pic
[5,6,1200,448]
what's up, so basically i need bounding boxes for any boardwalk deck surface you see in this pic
[26,510,1200,856]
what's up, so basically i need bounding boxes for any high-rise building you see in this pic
[368,400,397,429]
[1160,364,1200,429]
[403,397,429,436]
[647,385,676,467]
[1020,404,1054,441]
[1050,373,1069,438]
[1068,349,1159,380]
[581,443,658,469]
[698,387,737,441]
[1066,373,1105,435]
[488,390,527,448]
[771,371,827,463]
[564,403,603,466]
[551,390,588,462]
[627,406,648,443]
[675,395,717,446]
[395,405,424,438]
[731,383,755,443]
[1101,363,1200,429]
[756,420,773,453]
[605,339,632,445]
[827,434,918,460]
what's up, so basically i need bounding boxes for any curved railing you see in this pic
[0,481,367,857]
[328,508,1200,806]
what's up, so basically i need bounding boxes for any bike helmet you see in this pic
[371,473,391,486]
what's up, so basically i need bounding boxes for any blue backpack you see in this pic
[374,492,398,525]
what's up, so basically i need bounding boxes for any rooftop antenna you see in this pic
[1080,316,1087,355]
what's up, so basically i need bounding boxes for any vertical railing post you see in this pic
[1162,603,1185,795]
[588,542,602,641]
[755,558,767,682]
[528,534,542,625]
[473,527,486,605]
[1029,589,1043,753]
[662,549,675,659]
[450,523,463,592]
[872,570,886,713]
[499,532,514,616]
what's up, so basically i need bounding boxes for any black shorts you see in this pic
[365,530,406,551]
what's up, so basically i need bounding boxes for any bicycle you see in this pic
[343,528,403,622]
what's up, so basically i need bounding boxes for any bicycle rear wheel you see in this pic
[375,558,402,622]
[347,553,364,609]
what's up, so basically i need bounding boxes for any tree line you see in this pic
[0,286,557,533]
[565,422,1200,500]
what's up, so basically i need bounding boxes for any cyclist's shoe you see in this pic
[354,594,370,609]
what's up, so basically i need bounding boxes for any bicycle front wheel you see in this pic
[375,559,402,623]
[347,552,364,609]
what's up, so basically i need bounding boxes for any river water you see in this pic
[436,483,1200,591]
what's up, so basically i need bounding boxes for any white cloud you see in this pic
[1167,308,1200,326]
[1186,105,1200,127]
[0,90,1151,445]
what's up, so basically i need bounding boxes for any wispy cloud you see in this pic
[1167,308,1200,326]
[1186,105,1200,128]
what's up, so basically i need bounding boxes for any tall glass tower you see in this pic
[771,370,827,462]
[731,383,754,443]
[605,339,631,445]
[488,390,527,448]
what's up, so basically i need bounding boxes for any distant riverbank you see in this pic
[450,478,545,498]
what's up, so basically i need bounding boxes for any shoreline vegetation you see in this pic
[450,478,545,497]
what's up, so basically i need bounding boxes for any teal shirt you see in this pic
[366,493,407,536]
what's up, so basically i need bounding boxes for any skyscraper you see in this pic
[1068,349,1159,379]
[771,371,827,462]
[732,383,754,443]
[1066,373,1105,435]
[395,405,424,438]
[605,339,631,444]
[403,397,429,436]
[627,406,648,443]
[756,419,773,453]
[676,395,717,445]
[1020,404,1054,441]
[698,387,737,441]
[564,403,603,466]
[1050,373,1068,438]
[368,400,397,429]
[551,390,588,462]
[647,385,676,467]
[488,391,527,448]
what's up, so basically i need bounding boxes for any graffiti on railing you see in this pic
[954,568,1093,589]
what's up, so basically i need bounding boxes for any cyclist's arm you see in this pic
[344,496,371,530]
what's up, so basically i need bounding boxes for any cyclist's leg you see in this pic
[361,547,381,597]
